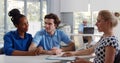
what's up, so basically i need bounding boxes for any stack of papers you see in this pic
[46,55,95,61]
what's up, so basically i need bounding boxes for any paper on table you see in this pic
[46,56,75,61]
[46,55,95,61]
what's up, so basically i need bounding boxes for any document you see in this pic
[46,55,95,61]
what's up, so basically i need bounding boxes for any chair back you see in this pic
[114,50,120,63]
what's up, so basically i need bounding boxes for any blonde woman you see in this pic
[63,10,119,63]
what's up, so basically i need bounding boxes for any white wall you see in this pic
[47,0,89,17]
[61,12,74,33]
[91,0,120,11]
[60,0,89,12]
[47,0,61,17]
[48,0,120,14]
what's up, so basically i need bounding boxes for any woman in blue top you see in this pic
[4,9,36,56]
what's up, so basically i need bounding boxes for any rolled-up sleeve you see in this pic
[4,34,15,55]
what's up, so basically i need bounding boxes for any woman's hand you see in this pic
[72,57,91,63]
[34,46,46,55]
[62,52,75,57]
[27,50,38,56]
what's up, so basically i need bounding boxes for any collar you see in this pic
[15,30,27,39]
[44,29,57,37]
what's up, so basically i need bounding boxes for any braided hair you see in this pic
[8,9,26,26]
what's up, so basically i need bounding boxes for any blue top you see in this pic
[32,29,71,50]
[3,30,32,55]
[78,24,84,33]
[78,24,89,33]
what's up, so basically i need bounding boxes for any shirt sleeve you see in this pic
[3,34,15,55]
[61,31,72,44]
[32,31,42,46]
[104,37,119,49]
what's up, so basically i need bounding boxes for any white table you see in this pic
[68,33,102,36]
[0,55,62,63]
[0,54,95,63]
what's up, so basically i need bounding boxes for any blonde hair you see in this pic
[98,10,118,27]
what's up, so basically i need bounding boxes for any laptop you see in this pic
[83,27,94,34]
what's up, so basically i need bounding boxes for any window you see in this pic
[0,0,4,42]
[8,0,24,30]
[27,0,47,36]
[0,0,47,43]
[74,12,92,34]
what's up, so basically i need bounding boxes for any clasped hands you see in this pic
[29,46,62,55]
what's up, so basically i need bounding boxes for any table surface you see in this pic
[68,33,102,36]
[0,55,62,63]
[0,54,95,63]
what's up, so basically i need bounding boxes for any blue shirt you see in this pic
[78,24,84,33]
[78,24,88,33]
[3,30,32,55]
[32,29,71,50]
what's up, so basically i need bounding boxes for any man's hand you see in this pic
[35,46,46,55]
[29,47,62,55]
[51,47,62,55]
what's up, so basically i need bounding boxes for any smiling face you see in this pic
[96,15,108,32]
[96,10,118,36]
[96,15,114,33]
[44,18,56,34]
[16,17,29,33]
